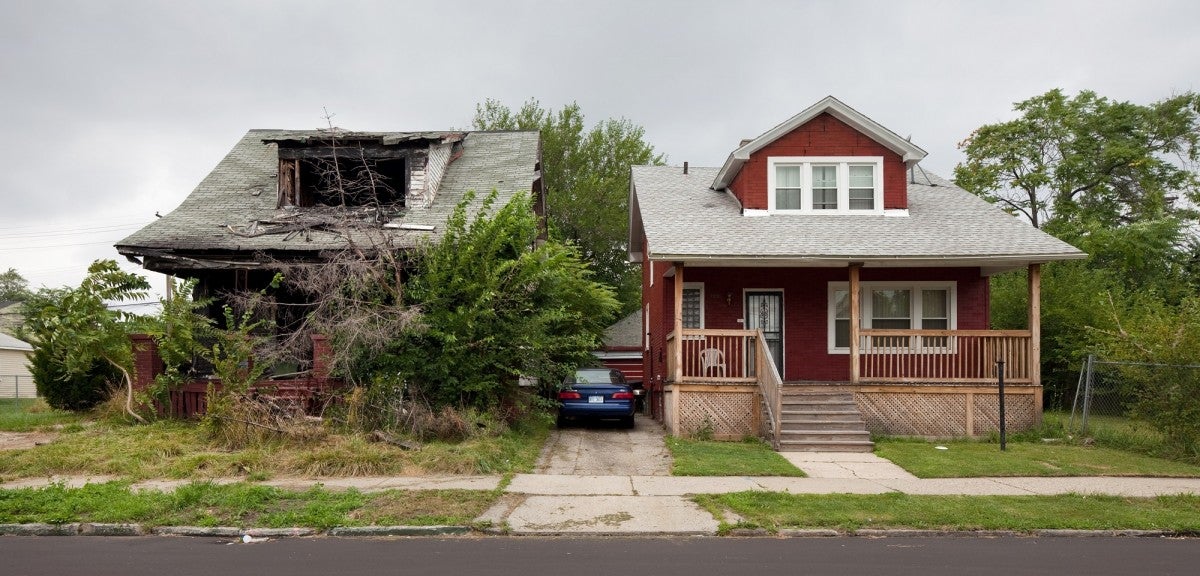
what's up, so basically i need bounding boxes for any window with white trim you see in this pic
[768,157,884,214]
[828,281,956,353]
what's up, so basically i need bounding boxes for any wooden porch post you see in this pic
[672,262,684,437]
[849,263,862,385]
[1028,263,1043,420]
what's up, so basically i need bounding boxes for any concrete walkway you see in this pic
[6,455,1200,535]
[8,470,1200,536]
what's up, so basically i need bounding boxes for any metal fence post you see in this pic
[1081,354,1094,434]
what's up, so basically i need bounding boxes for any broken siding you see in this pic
[421,142,454,207]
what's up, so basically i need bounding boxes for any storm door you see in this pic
[745,291,784,376]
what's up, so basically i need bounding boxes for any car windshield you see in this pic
[570,369,620,385]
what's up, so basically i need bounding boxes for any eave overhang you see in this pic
[643,252,1087,276]
[711,96,929,190]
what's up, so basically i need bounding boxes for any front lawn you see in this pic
[696,491,1200,533]
[0,481,497,528]
[667,437,805,477]
[875,438,1200,478]
[0,416,551,481]
[0,398,85,432]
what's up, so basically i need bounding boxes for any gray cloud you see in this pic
[2,0,1197,291]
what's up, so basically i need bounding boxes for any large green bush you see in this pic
[364,190,619,411]
[1093,295,1200,460]
[29,347,120,411]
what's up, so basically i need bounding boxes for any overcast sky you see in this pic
[2,0,1197,299]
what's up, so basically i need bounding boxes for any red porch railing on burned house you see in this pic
[858,329,1032,384]
[130,333,343,419]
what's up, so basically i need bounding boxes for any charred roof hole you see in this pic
[276,141,410,210]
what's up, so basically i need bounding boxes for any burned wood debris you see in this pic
[224,204,405,242]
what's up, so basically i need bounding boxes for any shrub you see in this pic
[29,349,119,411]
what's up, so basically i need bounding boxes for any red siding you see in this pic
[646,266,988,382]
[600,355,644,382]
[728,113,907,210]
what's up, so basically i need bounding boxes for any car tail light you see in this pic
[611,391,634,400]
[558,391,581,400]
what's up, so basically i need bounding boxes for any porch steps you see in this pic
[775,389,873,452]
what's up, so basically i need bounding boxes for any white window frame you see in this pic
[826,281,957,354]
[767,156,884,215]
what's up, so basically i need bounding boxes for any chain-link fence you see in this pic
[1,374,37,399]
[1070,355,1200,442]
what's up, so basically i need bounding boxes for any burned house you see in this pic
[116,129,544,369]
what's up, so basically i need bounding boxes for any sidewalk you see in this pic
[5,453,1200,535]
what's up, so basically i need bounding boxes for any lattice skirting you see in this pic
[846,386,1039,437]
[670,385,760,439]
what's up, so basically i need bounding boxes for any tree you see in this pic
[0,268,30,302]
[370,190,620,410]
[955,89,1200,228]
[473,99,665,313]
[20,260,150,414]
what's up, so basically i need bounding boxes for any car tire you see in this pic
[556,413,567,428]
[621,415,635,429]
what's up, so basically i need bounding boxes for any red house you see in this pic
[630,97,1085,450]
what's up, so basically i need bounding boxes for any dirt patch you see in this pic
[0,431,58,451]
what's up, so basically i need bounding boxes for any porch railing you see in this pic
[665,329,758,382]
[752,330,783,449]
[858,329,1033,384]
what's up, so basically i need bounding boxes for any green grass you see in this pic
[0,398,85,432]
[0,482,497,528]
[0,414,552,482]
[667,437,805,477]
[875,438,1200,478]
[696,491,1200,533]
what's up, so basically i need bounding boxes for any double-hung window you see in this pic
[828,282,956,353]
[768,157,883,214]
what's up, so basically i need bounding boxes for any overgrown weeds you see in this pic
[0,408,551,481]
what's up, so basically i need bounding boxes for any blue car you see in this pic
[556,368,636,428]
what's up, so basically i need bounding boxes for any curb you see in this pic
[0,523,1192,538]
[1034,529,1174,538]
[328,526,472,537]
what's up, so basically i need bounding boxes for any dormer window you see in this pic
[274,139,413,209]
[766,157,883,214]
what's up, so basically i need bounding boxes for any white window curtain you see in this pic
[775,165,802,210]
[849,165,875,210]
[812,165,838,209]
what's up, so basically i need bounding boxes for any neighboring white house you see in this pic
[0,332,35,399]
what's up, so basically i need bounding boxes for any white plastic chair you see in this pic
[699,348,727,377]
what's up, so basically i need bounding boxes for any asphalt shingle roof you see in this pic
[603,309,642,348]
[116,130,540,257]
[632,165,1085,265]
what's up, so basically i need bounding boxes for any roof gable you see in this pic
[712,96,927,190]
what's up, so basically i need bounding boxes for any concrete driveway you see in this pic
[534,415,672,476]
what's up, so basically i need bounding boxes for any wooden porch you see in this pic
[660,262,1044,442]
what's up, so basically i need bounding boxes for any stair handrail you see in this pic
[753,329,784,450]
